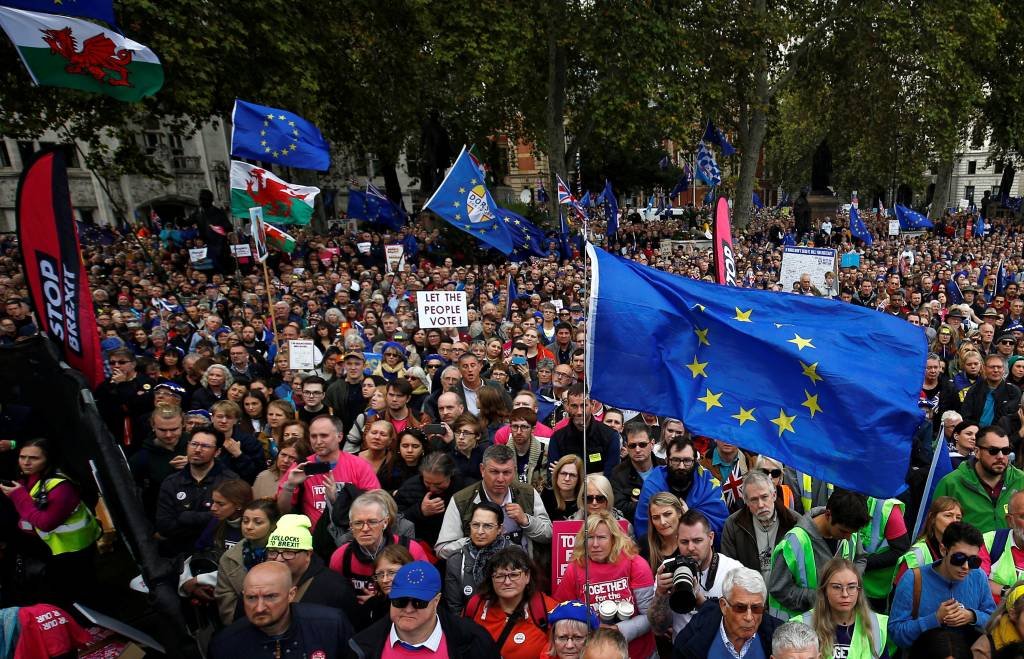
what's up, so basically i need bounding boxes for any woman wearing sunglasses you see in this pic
[793,558,892,659]
[571,473,634,537]
[892,496,992,589]
[754,455,796,510]
[889,521,996,652]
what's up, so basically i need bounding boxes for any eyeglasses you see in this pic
[722,598,765,615]
[267,549,302,560]
[759,468,783,478]
[827,584,861,595]
[391,597,431,609]
[188,441,217,451]
[554,372,573,379]
[978,445,1013,456]
[668,457,696,467]
[455,430,478,438]
[627,441,650,449]
[559,472,579,480]
[509,424,532,432]
[949,552,983,569]
[491,570,525,583]
[109,359,132,365]
[554,634,587,646]
[351,519,385,530]
[470,522,498,532]
[586,495,608,504]
[374,569,400,581]
[302,390,325,397]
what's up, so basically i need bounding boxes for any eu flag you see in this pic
[495,206,547,261]
[586,245,926,498]
[702,121,737,157]
[366,183,407,231]
[894,204,934,230]
[423,146,514,254]
[849,205,873,246]
[602,179,618,237]
[0,0,114,24]
[231,99,331,171]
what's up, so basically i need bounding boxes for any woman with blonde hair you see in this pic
[795,557,890,659]
[646,492,687,571]
[553,510,655,659]
[541,455,583,521]
[973,579,1024,658]
[572,473,634,536]
[191,363,233,410]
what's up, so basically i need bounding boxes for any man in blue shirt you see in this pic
[888,521,995,650]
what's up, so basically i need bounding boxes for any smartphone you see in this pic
[301,462,331,475]
[0,480,15,487]
[423,424,447,437]
[511,356,528,366]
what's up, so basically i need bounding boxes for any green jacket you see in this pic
[933,460,1024,533]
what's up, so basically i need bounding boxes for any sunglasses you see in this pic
[978,445,1013,456]
[948,552,983,569]
[723,599,765,615]
[586,495,608,504]
[626,442,650,449]
[391,597,432,609]
[759,468,783,478]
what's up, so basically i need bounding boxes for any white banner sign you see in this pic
[385,244,405,273]
[417,291,468,328]
[188,247,208,262]
[288,339,317,371]
[779,246,837,292]
[888,220,900,236]
[230,244,252,257]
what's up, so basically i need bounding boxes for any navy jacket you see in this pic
[674,599,782,659]
[209,602,353,658]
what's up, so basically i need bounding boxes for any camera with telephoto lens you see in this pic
[661,555,701,613]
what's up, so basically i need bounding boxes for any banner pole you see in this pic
[262,259,281,352]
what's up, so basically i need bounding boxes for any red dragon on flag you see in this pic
[41,27,133,86]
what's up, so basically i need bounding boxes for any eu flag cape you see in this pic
[585,244,926,498]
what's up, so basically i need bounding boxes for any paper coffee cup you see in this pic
[617,601,635,620]
[599,600,618,624]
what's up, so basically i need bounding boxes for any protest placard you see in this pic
[551,520,631,587]
[385,244,404,272]
[230,244,251,257]
[417,291,467,328]
[888,220,900,236]
[288,339,316,370]
[188,247,208,262]
[779,246,837,292]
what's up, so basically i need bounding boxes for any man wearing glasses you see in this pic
[674,567,782,659]
[348,561,497,657]
[961,354,1021,427]
[935,426,1024,532]
[154,427,238,557]
[297,375,331,425]
[634,434,729,542]
[889,522,995,651]
[610,422,664,522]
[95,347,155,452]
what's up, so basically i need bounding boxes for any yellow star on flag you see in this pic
[734,308,752,322]
[452,201,460,207]
[788,334,815,351]
[697,388,723,411]
[732,407,756,425]
[278,114,286,120]
[800,361,823,385]
[265,114,274,120]
[692,304,706,312]
[802,391,823,418]
[454,214,462,220]
[770,409,797,436]
[288,120,295,126]
[260,130,266,137]
[695,328,710,346]
[289,144,297,151]
[458,187,466,193]
[271,150,279,158]
[685,356,708,378]
[470,178,478,185]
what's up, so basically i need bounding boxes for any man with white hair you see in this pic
[673,567,783,659]
[939,410,963,449]
[770,621,820,659]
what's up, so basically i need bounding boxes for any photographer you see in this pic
[649,509,743,645]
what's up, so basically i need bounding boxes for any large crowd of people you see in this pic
[0,193,1022,659]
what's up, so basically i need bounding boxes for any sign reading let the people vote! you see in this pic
[417,291,467,328]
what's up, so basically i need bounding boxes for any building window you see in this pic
[965,185,975,203]
[140,132,163,156]
[17,141,34,167]
[38,142,80,168]
[993,185,1001,198]
[967,161,977,175]
[0,141,10,168]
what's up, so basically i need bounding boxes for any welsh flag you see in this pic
[264,223,296,255]
[0,6,163,102]
[230,160,319,226]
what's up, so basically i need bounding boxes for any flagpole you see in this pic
[262,259,282,352]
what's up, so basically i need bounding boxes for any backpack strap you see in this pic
[464,594,483,621]
[911,567,922,619]
[528,592,548,630]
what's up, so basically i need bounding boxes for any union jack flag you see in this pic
[720,467,746,507]
[556,173,587,221]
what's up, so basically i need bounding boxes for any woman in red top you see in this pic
[464,546,557,659]
[553,510,655,659]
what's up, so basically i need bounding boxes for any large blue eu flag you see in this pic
[231,99,331,171]
[423,146,514,254]
[586,245,927,498]
[495,206,547,261]
[0,0,114,24]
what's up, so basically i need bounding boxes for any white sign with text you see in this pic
[417,291,468,328]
